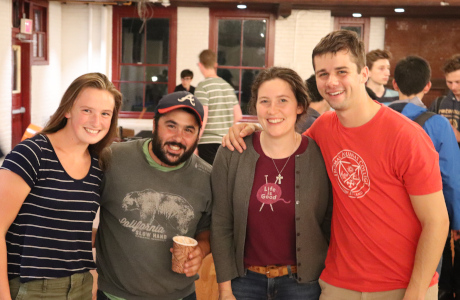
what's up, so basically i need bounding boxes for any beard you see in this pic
[150,130,198,167]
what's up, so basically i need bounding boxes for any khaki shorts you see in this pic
[319,279,438,300]
[9,271,93,300]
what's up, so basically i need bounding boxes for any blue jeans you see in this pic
[231,270,321,300]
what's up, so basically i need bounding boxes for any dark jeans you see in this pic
[197,143,220,165]
[439,235,460,298]
[231,270,321,300]
[97,290,196,300]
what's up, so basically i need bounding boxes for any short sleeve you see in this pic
[0,138,42,188]
[396,127,442,195]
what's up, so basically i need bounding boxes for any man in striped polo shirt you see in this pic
[195,49,242,165]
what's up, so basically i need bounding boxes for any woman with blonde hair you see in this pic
[0,73,122,299]
[211,67,332,300]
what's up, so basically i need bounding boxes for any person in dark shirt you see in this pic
[174,69,195,94]
[297,75,330,133]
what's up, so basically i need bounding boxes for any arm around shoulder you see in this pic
[210,146,239,283]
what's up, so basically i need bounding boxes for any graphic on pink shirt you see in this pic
[256,175,291,211]
[332,150,370,198]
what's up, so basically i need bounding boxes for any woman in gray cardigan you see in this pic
[211,67,332,300]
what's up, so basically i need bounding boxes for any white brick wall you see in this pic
[0,0,12,156]
[177,7,209,85]
[369,17,385,51]
[274,10,332,80]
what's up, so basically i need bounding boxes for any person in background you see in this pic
[0,73,122,299]
[297,74,331,132]
[211,67,332,300]
[174,69,196,95]
[365,49,399,104]
[95,91,212,300]
[222,30,448,300]
[388,56,460,300]
[195,49,243,165]
[429,54,460,146]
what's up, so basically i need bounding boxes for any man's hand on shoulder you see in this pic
[222,122,261,153]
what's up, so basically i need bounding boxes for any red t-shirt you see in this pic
[306,104,442,292]
[244,132,308,267]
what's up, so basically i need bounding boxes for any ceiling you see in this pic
[170,0,460,18]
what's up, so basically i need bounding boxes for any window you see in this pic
[12,0,48,65]
[32,5,47,62]
[210,10,275,116]
[334,17,370,52]
[112,5,177,118]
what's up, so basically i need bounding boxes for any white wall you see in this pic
[61,4,112,91]
[176,7,209,85]
[274,10,333,80]
[0,0,12,157]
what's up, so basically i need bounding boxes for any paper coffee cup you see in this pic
[172,236,198,274]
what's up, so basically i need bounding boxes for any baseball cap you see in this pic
[154,91,204,125]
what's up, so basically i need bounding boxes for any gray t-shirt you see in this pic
[96,139,212,300]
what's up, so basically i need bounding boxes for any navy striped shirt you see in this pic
[1,134,101,282]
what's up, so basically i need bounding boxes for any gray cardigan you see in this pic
[211,135,332,284]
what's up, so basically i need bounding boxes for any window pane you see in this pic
[120,82,144,111]
[146,19,169,64]
[145,84,168,112]
[120,66,144,81]
[122,18,145,64]
[146,66,168,83]
[38,34,44,57]
[240,69,259,115]
[341,26,362,39]
[34,10,41,31]
[33,33,38,57]
[217,68,239,95]
[217,20,241,66]
[242,20,266,67]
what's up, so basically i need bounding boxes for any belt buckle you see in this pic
[266,265,279,278]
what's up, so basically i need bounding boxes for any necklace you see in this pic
[269,134,298,185]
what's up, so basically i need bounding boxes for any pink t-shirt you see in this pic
[306,104,442,292]
[244,132,308,267]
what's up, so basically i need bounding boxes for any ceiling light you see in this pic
[394,8,405,13]
[237,4,247,9]
[352,13,362,18]
[440,1,450,6]
[260,33,264,38]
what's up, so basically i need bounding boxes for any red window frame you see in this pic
[112,5,177,119]
[210,9,275,121]
[31,1,48,65]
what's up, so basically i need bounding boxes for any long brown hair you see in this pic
[41,73,122,166]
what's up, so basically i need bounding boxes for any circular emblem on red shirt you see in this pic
[332,150,370,199]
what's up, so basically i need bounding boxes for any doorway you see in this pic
[11,37,31,147]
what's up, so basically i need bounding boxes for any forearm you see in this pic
[0,238,12,300]
[405,221,448,299]
[195,230,211,258]
[218,281,233,293]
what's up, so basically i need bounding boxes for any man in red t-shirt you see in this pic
[223,30,448,300]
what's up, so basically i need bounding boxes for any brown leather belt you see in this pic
[247,265,297,278]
